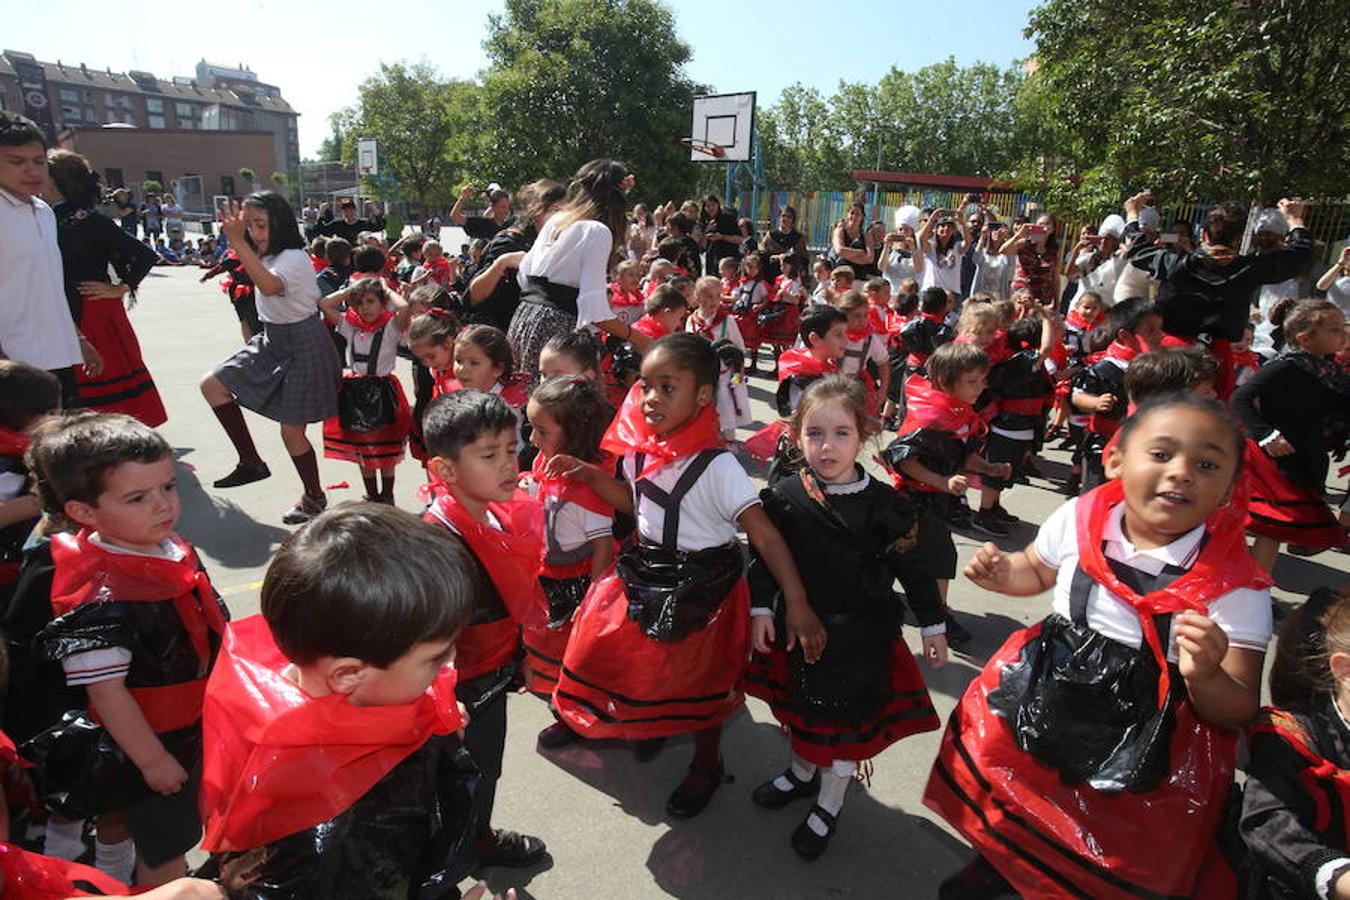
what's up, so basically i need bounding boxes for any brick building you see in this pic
[0,50,300,213]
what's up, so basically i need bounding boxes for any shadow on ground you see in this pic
[173,448,289,569]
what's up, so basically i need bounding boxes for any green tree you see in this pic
[477,0,703,204]
[1017,0,1349,211]
[758,84,849,191]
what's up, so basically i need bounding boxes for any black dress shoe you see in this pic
[751,767,819,809]
[938,856,1014,899]
[790,805,838,860]
[476,829,547,868]
[666,761,724,819]
[213,461,270,488]
[537,720,577,749]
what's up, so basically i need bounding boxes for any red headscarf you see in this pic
[201,616,464,852]
[600,381,722,480]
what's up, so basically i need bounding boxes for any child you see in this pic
[393,234,425,282]
[775,256,808,312]
[421,391,548,868]
[198,504,480,895]
[546,334,815,818]
[644,258,677,297]
[1232,321,1261,388]
[829,266,856,301]
[25,413,230,886]
[898,286,955,397]
[718,255,740,298]
[408,308,463,400]
[861,277,891,335]
[454,324,527,419]
[632,283,691,343]
[772,306,849,425]
[1072,297,1165,490]
[0,362,60,608]
[1049,290,1105,458]
[928,394,1272,900]
[836,290,892,418]
[307,235,328,272]
[687,276,751,441]
[199,248,261,342]
[1242,587,1350,899]
[1234,300,1350,571]
[609,259,645,324]
[540,328,603,382]
[315,237,354,297]
[883,342,1011,647]
[412,239,457,289]
[732,253,775,370]
[522,377,616,748]
[809,258,833,305]
[319,277,414,503]
[745,376,948,860]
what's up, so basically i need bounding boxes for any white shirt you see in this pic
[1073,251,1127,307]
[256,248,323,324]
[1258,277,1301,320]
[623,450,759,551]
[920,237,963,293]
[1326,274,1350,318]
[518,214,615,328]
[336,316,402,376]
[0,187,83,370]
[1113,259,1158,304]
[840,333,887,378]
[546,496,613,554]
[1033,499,1272,660]
[971,250,1014,300]
[882,249,918,294]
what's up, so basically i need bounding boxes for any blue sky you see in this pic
[7,0,1038,157]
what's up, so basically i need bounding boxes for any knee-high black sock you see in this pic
[361,473,379,498]
[211,402,263,466]
[692,724,722,771]
[379,470,395,499]
[290,448,323,498]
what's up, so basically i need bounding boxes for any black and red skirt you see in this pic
[75,296,167,427]
[554,573,749,740]
[757,303,801,350]
[522,560,591,702]
[745,633,938,766]
[322,373,412,469]
[1244,440,1345,548]
[733,308,762,351]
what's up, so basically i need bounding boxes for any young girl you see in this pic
[408,308,462,400]
[609,260,645,325]
[522,377,616,748]
[1242,587,1350,899]
[1232,322,1261,388]
[1049,290,1104,444]
[1234,300,1350,571]
[687,276,750,441]
[836,291,891,418]
[319,278,413,503]
[809,258,833,306]
[774,256,808,314]
[544,334,816,818]
[746,377,947,861]
[733,252,776,370]
[454,324,527,416]
[927,393,1273,899]
[540,329,603,382]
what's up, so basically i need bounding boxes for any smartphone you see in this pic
[1028,224,1048,236]
[1157,234,1179,246]
[1083,234,1103,245]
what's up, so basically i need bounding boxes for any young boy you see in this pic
[25,412,229,886]
[422,391,548,869]
[316,237,354,297]
[664,214,703,278]
[0,362,60,608]
[835,291,892,418]
[883,342,1011,647]
[609,259,645,323]
[200,504,481,897]
[644,257,678,297]
[899,286,955,396]
[414,240,458,290]
[1071,297,1165,490]
[861,277,892,335]
[829,266,856,302]
[632,284,691,343]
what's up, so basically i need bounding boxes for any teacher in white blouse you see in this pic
[506,159,653,389]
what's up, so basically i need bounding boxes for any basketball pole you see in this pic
[724,134,765,227]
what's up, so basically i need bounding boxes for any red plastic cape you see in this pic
[1250,708,1350,840]
[496,379,528,409]
[343,307,394,334]
[530,451,613,518]
[631,315,669,341]
[425,488,547,630]
[896,380,987,442]
[0,427,29,459]
[1065,309,1096,333]
[201,615,464,852]
[955,333,1011,366]
[1074,480,1270,705]
[1105,339,1139,364]
[0,843,131,898]
[600,382,723,480]
[775,347,836,384]
[608,283,643,308]
[867,304,888,335]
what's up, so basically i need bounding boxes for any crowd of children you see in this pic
[3,152,1350,900]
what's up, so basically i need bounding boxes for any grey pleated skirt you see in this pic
[507,301,578,393]
[213,315,341,424]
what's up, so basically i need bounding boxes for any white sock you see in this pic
[95,837,136,884]
[806,760,856,836]
[773,754,818,792]
[43,818,86,861]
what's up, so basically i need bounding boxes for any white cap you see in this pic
[1098,214,1126,239]
[894,205,921,231]
[1253,208,1289,236]
[1138,207,1161,231]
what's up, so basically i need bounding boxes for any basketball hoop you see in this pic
[680,137,726,160]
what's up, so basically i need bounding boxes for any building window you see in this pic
[83,90,96,103]
[175,102,195,118]
[220,175,235,196]
[61,104,82,123]
[146,97,164,113]
[59,88,78,102]
[148,115,165,129]
[84,107,95,121]
[145,170,164,188]
[106,168,124,187]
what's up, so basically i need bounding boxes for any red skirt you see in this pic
[758,303,801,350]
[744,636,938,766]
[1244,441,1345,548]
[923,620,1238,899]
[734,310,761,350]
[554,574,749,740]
[74,296,166,426]
[322,374,412,470]
[523,623,571,701]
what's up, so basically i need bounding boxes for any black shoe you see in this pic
[475,829,547,868]
[666,761,724,819]
[938,856,1013,900]
[972,511,1010,537]
[282,492,327,525]
[633,736,665,762]
[948,504,974,529]
[537,721,577,749]
[1061,476,1081,496]
[944,613,972,648]
[991,503,1018,525]
[213,461,270,488]
[1022,459,1043,479]
[1287,544,1324,557]
[751,767,819,809]
[790,805,838,861]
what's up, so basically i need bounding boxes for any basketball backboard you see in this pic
[357,138,378,176]
[689,92,755,162]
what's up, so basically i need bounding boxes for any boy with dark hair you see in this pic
[316,237,355,297]
[23,412,229,885]
[665,214,703,278]
[199,504,481,897]
[899,286,955,392]
[421,391,548,869]
[0,361,60,607]
[1123,346,1220,406]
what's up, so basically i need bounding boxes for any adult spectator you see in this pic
[918,207,972,299]
[1064,214,1127,308]
[451,184,515,240]
[627,203,657,261]
[423,212,443,241]
[315,197,373,243]
[971,220,1013,300]
[161,192,186,246]
[48,150,165,426]
[960,199,987,298]
[880,205,925,293]
[317,199,333,224]
[141,194,162,241]
[110,187,138,234]
[1252,208,1305,323]
[0,112,98,403]
[363,199,386,234]
[506,159,653,387]
[999,211,1061,306]
[1316,243,1350,317]
[699,194,740,276]
[831,201,878,279]
[1113,202,1162,303]
[300,198,318,239]
[466,179,566,331]
[761,205,808,279]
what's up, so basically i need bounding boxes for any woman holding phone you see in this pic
[1000,212,1062,306]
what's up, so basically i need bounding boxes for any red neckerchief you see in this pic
[1065,309,1094,332]
[921,311,945,325]
[310,253,326,272]
[201,616,464,852]
[0,842,129,898]
[867,305,888,334]
[0,427,29,458]
[600,381,723,479]
[721,277,738,296]
[431,370,461,399]
[427,256,451,283]
[632,315,669,341]
[424,488,547,630]
[846,327,871,342]
[50,530,225,677]
[897,379,987,441]
[1074,480,1269,706]
[1250,708,1350,840]
[688,308,728,339]
[343,307,394,334]
[886,312,909,334]
[954,333,1012,366]
[1232,349,1260,370]
[776,347,837,383]
[609,284,643,308]
[1105,339,1140,363]
[530,451,614,518]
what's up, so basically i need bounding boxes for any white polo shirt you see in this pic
[0,186,83,370]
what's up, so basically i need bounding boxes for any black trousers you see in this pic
[457,671,509,838]
[49,366,78,409]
